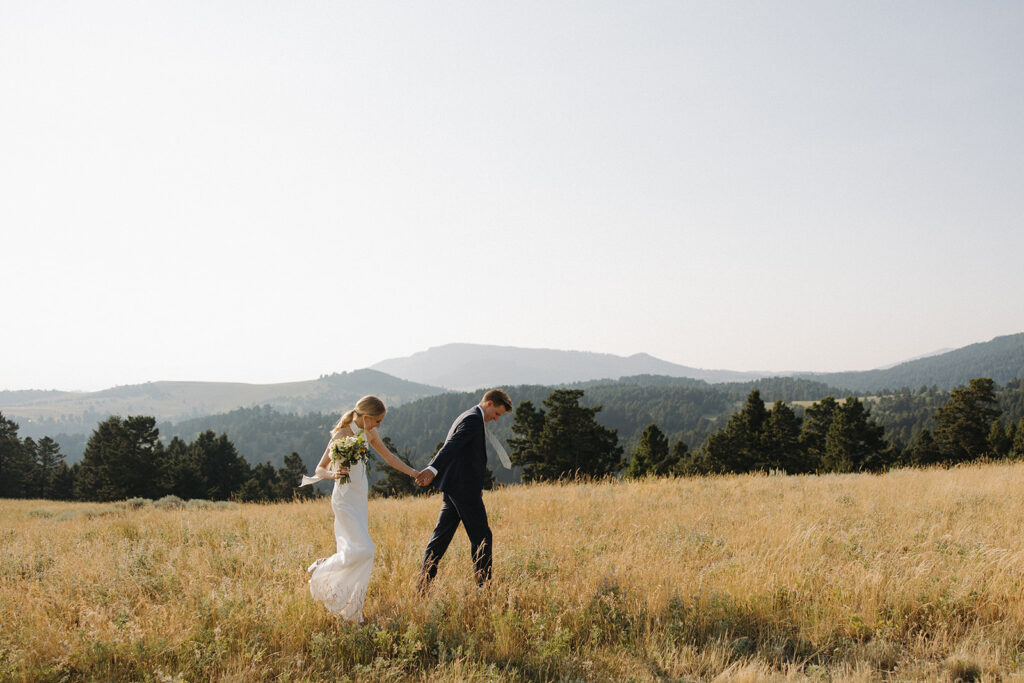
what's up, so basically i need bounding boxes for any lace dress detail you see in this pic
[307,432,374,623]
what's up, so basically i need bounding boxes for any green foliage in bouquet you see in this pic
[330,432,370,484]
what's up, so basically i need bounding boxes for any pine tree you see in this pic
[762,401,805,473]
[820,397,888,472]
[49,462,77,500]
[75,416,163,501]
[800,396,840,470]
[987,419,1012,459]
[20,438,42,498]
[669,440,690,475]
[1013,418,1024,459]
[507,401,545,471]
[625,423,670,479]
[699,390,769,474]
[509,389,623,482]
[278,452,314,500]
[34,437,66,499]
[934,378,1001,464]
[0,414,17,494]
[164,435,206,500]
[190,430,250,500]
[238,462,279,502]
[906,429,943,466]
[1,413,34,498]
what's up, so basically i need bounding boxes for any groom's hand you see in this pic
[415,469,435,486]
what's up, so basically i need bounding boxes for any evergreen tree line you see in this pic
[6,377,1024,500]
[503,379,1024,482]
[157,406,335,475]
[619,378,1024,479]
[869,377,1024,445]
[37,376,1024,476]
[0,413,314,503]
[372,378,853,472]
[2,411,441,502]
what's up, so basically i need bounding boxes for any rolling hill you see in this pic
[371,335,1024,394]
[0,370,444,439]
[804,332,1024,392]
[370,343,767,389]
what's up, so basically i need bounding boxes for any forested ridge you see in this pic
[0,370,445,439]
[7,373,1024,503]
[15,375,1024,476]
[804,332,1024,392]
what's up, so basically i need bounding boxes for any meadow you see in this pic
[3,464,1024,681]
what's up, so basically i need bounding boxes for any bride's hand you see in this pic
[318,465,350,479]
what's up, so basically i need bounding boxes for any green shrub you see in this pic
[154,495,185,510]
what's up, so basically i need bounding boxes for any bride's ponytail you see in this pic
[330,395,387,436]
[331,410,357,436]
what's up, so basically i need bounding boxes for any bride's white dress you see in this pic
[306,432,374,623]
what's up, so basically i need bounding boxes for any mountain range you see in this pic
[370,343,766,388]
[3,332,1023,440]
[371,336,1024,394]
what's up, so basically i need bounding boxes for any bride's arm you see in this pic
[365,429,419,477]
[314,443,347,479]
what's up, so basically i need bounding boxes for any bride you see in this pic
[303,395,421,623]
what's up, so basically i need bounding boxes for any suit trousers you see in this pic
[420,491,492,586]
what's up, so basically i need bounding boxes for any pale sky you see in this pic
[2,1,1023,392]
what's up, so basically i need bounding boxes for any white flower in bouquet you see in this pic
[330,433,370,484]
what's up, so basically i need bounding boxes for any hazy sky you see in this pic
[2,1,1023,391]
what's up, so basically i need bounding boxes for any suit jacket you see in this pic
[427,406,486,498]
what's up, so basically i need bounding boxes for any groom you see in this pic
[415,388,513,588]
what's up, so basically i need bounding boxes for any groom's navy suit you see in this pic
[421,405,492,585]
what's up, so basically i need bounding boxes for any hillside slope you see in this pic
[371,343,766,388]
[807,332,1024,392]
[2,370,444,438]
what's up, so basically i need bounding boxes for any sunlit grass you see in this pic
[3,463,1024,680]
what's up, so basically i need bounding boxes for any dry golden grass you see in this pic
[4,464,1024,681]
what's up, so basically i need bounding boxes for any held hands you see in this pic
[414,469,435,487]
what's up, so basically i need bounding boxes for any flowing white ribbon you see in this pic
[486,429,512,469]
[299,474,322,487]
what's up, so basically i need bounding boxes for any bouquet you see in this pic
[330,433,370,484]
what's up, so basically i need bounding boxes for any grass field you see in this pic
[3,464,1024,681]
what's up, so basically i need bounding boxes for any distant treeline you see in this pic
[6,375,1024,502]
[510,378,1024,480]
[374,376,855,473]
[376,375,1024,467]
[0,414,316,503]
[870,377,1024,445]
[678,378,1024,476]
[20,375,1024,483]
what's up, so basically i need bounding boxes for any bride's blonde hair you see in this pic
[331,395,386,436]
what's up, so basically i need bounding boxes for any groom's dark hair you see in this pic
[483,389,513,411]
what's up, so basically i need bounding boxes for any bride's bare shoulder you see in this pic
[330,427,355,441]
